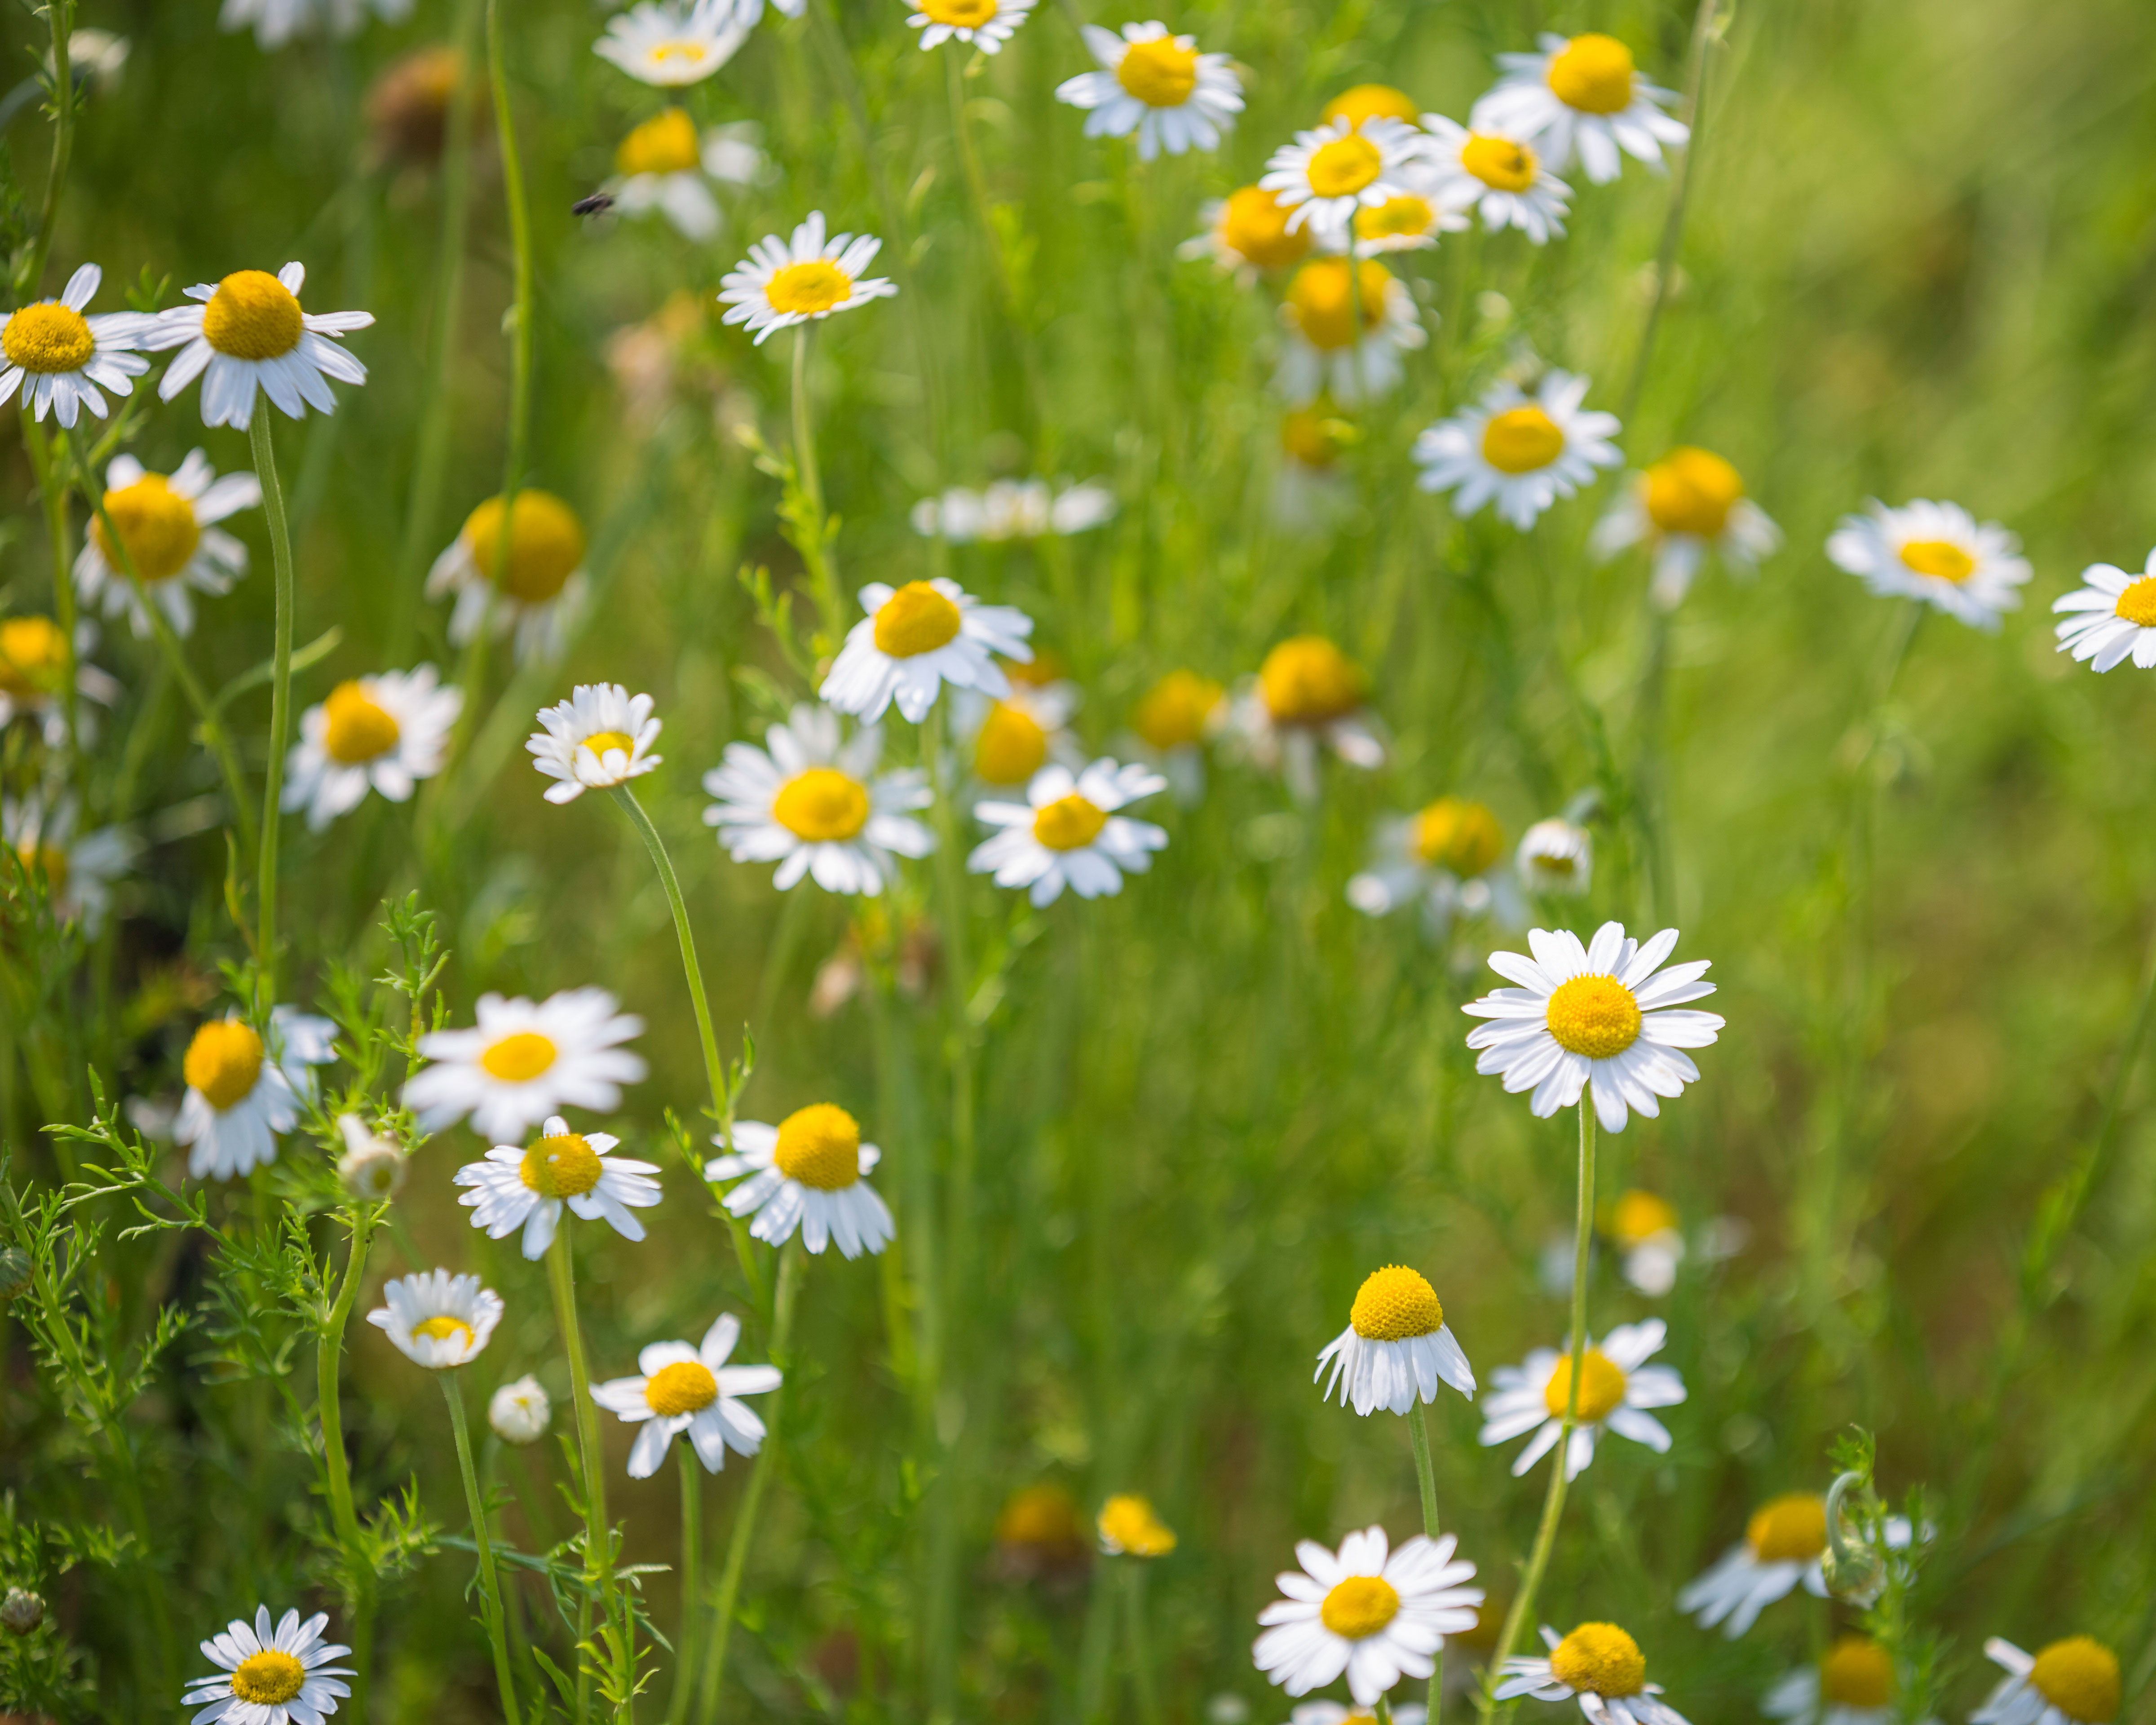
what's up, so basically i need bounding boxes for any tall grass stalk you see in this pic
[246,409,296,992]
[442,1369,521,1725]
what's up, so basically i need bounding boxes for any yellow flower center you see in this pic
[1280,409,1347,470]
[1607,1188,1679,1249]
[1898,539,1975,582]
[1461,133,1538,193]
[2029,1639,2120,1725]
[997,1483,1086,1549]
[1098,1494,1177,1557]
[873,582,963,657]
[322,681,401,765]
[1133,669,1222,749]
[1284,259,1392,352]
[1542,1348,1627,1422]
[772,1102,863,1190]
[1481,406,1566,475]
[413,1314,474,1347]
[1348,1264,1442,1340]
[1259,635,1364,725]
[230,1650,307,1707]
[464,491,586,603]
[1115,35,1198,106]
[646,1359,720,1416]
[520,1130,601,1198]
[202,270,305,361]
[974,702,1048,785]
[1321,84,1418,129]
[650,39,709,66]
[1545,974,1642,1058]
[18,841,69,894]
[1033,794,1107,852]
[2113,576,2156,627]
[1355,194,1436,243]
[616,107,702,176]
[1412,797,1502,876]
[921,0,999,26]
[1307,134,1383,199]
[2,301,95,373]
[580,730,636,763]
[184,1021,266,1112]
[483,1031,558,1084]
[1319,1575,1401,1641]
[0,615,67,698]
[1644,447,1744,539]
[94,475,202,584]
[1746,1493,1828,1562]
[1219,186,1310,271]
[773,767,870,841]
[765,259,853,316]
[1821,1638,1894,1709]
[1547,33,1637,115]
[1550,1623,1647,1697]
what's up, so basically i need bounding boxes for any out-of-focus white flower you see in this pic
[428,490,590,667]
[490,1375,553,1444]
[1274,257,1424,407]
[407,990,646,1140]
[1592,447,1781,609]
[1228,636,1386,803]
[175,1008,337,1182]
[1347,796,1522,938]
[335,1115,407,1202]
[1413,370,1621,532]
[527,684,663,804]
[4,796,133,933]
[1476,1319,1685,1480]
[1518,818,1592,896]
[910,479,1115,543]
[284,668,462,831]
[1826,500,2030,632]
[968,761,1169,907]
[593,0,750,86]
[1415,116,1571,242]
[1470,33,1688,184]
[220,0,410,49]
[820,579,1034,725]
[1055,22,1242,161]
[608,111,764,241]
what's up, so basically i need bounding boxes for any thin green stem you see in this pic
[1620,0,1721,424]
[248,409,297,997]
[667,1441,702,1725]
[318,1209,378,1725]
[486,0,534,512]
[1121,1562,1161,1725]
[547,1227,629,1721]
[1409,1404,1444,1721]
[788,326,845,643]
[17,0,74,302]
[23,414,81,778]
[444,1372,521,1725]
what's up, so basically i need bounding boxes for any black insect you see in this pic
[571,192,616,217]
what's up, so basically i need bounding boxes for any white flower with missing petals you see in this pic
[0,263,149,428]
[144,262,372,430]
[820,579,1034,724]
[175,1008,337,1182]
[1971,1637,2120,1725]
[1763,1637,1911,1725]
[74,450,260,640]
[366,1270,504,1370]
[1591,447,1781,610]
[706,1103,895,1257]
[1496,1622,1690,1725]
[1253,1526,1481,1705]
[527,684,662,803]
[968,761,1168,907]
[593,1312,782,1477]
[1315,1265,1476,1416]
[1476,1319,1685,1480]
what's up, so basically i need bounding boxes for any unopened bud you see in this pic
[489,1374,552,1445]
[1,1588,44,1633]
[336,1115,407,1203]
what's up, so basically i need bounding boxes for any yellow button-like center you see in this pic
[1482,406,1566,475]
[872,582,963,657]
[464,491,586,603]
[1115,35,1198,106]
[1355,194,1436,242]
[1550,1623,1646,1697]
[1645,447,1743,539]
[1348,1264,1442,1340]
[185,1020,266,1112]
[483,1031,558,1084]
[1133,670,1221,750]
[974,702,1048,785]
[0,615,67,698]
[580,730,636,764]
[1746,1493,1828,1562]
[1319,1575,1401,1641]
[921,0,999,25]
[1284,258,1392,351]
[1412,797,1502,876]
[413,1314,474,1347]
[1098,1494,1177,1556]
[1607,1188,1679,1249]
[1898,539,1975,582]
[1821,1638,1894,1709]
[1545,974,1642,1059]
[1280,409,1345,469]
[1321,84,1418,129]
[323,681,401,765]
[2,301,95,373]
[1220,186,1310,271]
[1547,33,1637,115]
[617,107,701,176]
[1259,635,1364,725]
[773,1101,863,1190]
[646,1358,720,1416]
[94,475,202,584]
[1542,1348,1627,1422]
[652,40,708,64]
[766,259,853,316]
[1307,134,1383,199]
[521,1130,601,1198]
[1461,133,1538,193]
[2113,576,2156,627]
[2029,1638,2120,1725]
[231,1650,307,1706]
[203,270,305,361]
[772,767,870,841]
[1033,794,1107,852]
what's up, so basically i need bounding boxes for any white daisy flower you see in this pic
[1178,186,1314,282]
[594,0,751,87]
[1675,1493,1831,1635]
[426,490,590,666]
[4,796,134,934]
[334,1115,407,1202]
[1763,1638,1904,1725]
[955,679,1083,788]
[1346,184,1471,257]
[1496,1623,1690,1725]
[2053,549,2156,672]
[182,1605,354,1725]
[1128,669,1225,805]
[1253,1526,1481,1705]
[75,450,261,640]
[1471,33,1688,185]
[366,1269,504,1371]
[0,615,120,748]
[1413,371,1622,532]
[1476,1318,1685,1479]
[820,578,1034,725]
[1605,1188,1685,1296]
[1314,1264,1475,1417]
[1274,257,1426,407]
[1825,499,2030,631]
[968,760,1169,907]
[907,0,1034,53]
[220,0,410,49]
[174,1007,337,1183]
[717,211,897,346]
[592,1311,782,1477]
[455,1113,663,1261]
[406,989,647,1140]
[706,1103,895,1257]
[609,110,762,241]
[0,263,150,428]
[1054,22,1243,161]
[910,479,1117,542]
[1228,636,1386,803]
[144,262,372,430]
[1519,817,1592,896]
[703,702,933,896]
[1347,796,1523,936]
[1591,447,1782,609]
[1097,1493,1178,1557]
[489,1375,552,1445]
[527,683,663,805]
[1289,1704,1426,1725]
[1973,1638,2120,1725]
[283,667,462,831]
[1415,116,1572,243]
[1261,117,1421,245]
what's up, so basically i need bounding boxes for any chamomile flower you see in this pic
[1763,1638,1903,1725]
[1229,635,1386,801]
[1592,447,1782,609]
[406,989,648,1139]
[820,579,1034,724]
[427,490,589,665]
[1261,116,1421,244]
[956,679,1083,788]
[1415,116,1572,242]
[1496,1623,1690,1725]
[1604,1190,1684,1296]
[1129,668,1225,803]
[1476,1319,1685,1479]
[220,0,410,49]
[0,263,150,428]
[1347,185,1471,257]
[1973,1638,2120,1725]
[1825,500,2031,630]
[527,683,662,804]
[592,1311,782,1477]
[968,760,1169,906]
[704,702,932,895]
[609,110,762,241]
[74,450,261,639]
[490,1376,552,1444]
[145,262,372,430]
[366,1270,504,1371]
[1413,371,1621,531]
[706,1103,895,1257]
[1676,1494,1831,1635]
[1315,1265,1476,1416]
[182,1605,353,1725]
[1253,1526,1481,1705]
[335,1115,407,1202]
[2052,550,2156,672]
[1275,257,1426,406]
[1274,407,1355,531]
[174,1007,337,1182]
[3,796,134,933]
[594,0,750,86]
[1290,1705,1427,1725]
[455,1114,663,1260]
[0,615,119,746]
[1055,22,1243,161]
[1179,186,1313,282]
[283,667,462,831]
[1519,817,1592,896]
[910,479,1117,542]
[1472,34,1688,184]
[1099,1495,1177,1557]
[907,0,1034,53]
[1322,85,1422,129]
[717,212,897,345]
[1347,796,1523,936]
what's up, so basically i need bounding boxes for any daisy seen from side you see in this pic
[1592,447,1781,609]
[968,760,1169,906]
[1413,370,1621,531]
[1099,1495,1176,1557]
[1275,257,1426,407]
[594,0,750,86]
[718,211,897,345]
[366,1270,504,1370]
[1347,796,1523,936]
[1128,668,1225,803]
[907,0,1034,53]
[1415,116,1571,242]
[592,1311,782,1477]
[1315,1264,1476,1417]
[183,1605,354,1725]
[820,578,1034,724]
[956,678,1083,789]
[0,262,150,428]
[1826,499,2031,631]
[4,796,134,933]
[1973,1639,2119,1725]
[1675,1494,1831,1636]
[1476,1318,1685,1479]
[527,683,662,804]
[1179,186,1313,283]
[910,478,1116,542]
[174,1007,336,1182]
[145,262,371,430]
[75,450,260,639]
[0,615,119,747]
[406,988,647,1139]
[455,1113,663,1261]
[1471,34,1688,184]
[1055,22,1243,161]
[706,1102,895,1257]
[1229,635,1386,802]
[2052,550,2156,672]
[283,667,461,831]
[1519,816,1592,897]
[1496,1623,1690,1725]
[1763,1637,1902,1725]
[427,489,589,665]
[1260,116,1421,245]
[1253,1526,1481,1706]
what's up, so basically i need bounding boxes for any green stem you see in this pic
[248,409,297,996]
[667,1441,702,1725]
[486,0,534,511]
[547,1226,628,1720]
[1620,0,1720,424]
[318,1209,378,1725]
[788,326,844,643]
[445,1372,521,1725]
[23,414,81,778]
[1121,1562,1160,1725]
[1409,1403,1444,1722]
[17,0,73,301]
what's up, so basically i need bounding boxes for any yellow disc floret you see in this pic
[1545,974,1643,1059]
[483,1031,557,1083]
[1746,1493,1828,1562]
[2114,577,2156,628]
[185,1020,266,1111]
[230,1650,307,1707]
[1219,186,1311,271]
[765,259,853,316]
[1820,1637,1894,1710]
[413,1314,474,1348]
[1322,84,1419,129]
[1542,1348,1627,1422]
[1412,797,1502,876]
[322,681,401,765]
[1098,1494,1177,1557]
[1550,1623,1647,1697]
[617,107,701,176]
[1898,540,1975,582]
[773,1102,863,1190]
[2028,1638,2120,1725]
[1133,670,1222,750]
[1033,794,1107,852]
[2,301,95,373]
[1281,409,1348,470]
[1482,407,1566,475]
[1547,34,1637,115]
[1607,1188,1679,1249]
[1115,35,1198,106]
[773,768,870,841]
[975,702,1048,785]
[1355,194,1437,244]
[1284,258,1392,351]
[95,474,202,584]
[0,616,67,699]
[1320,1575,1401,1641]
[1260,635,1365,725]
[1461,134,1537,193]
[1307,134,1383,199]
[920,0,1000,25]
[203,270,305,361]
[521,1129,601,1198]
[579,730,636,764]
[463,491,586,603]
[1645,447,1744,539]
[646,1359,720,1416]
[1348,1265,1443,1341]
[873,582,963,657]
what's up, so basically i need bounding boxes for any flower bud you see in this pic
[1,1588,44,1633]
[336,1115,407,1203]
[489,1374,551,1445]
